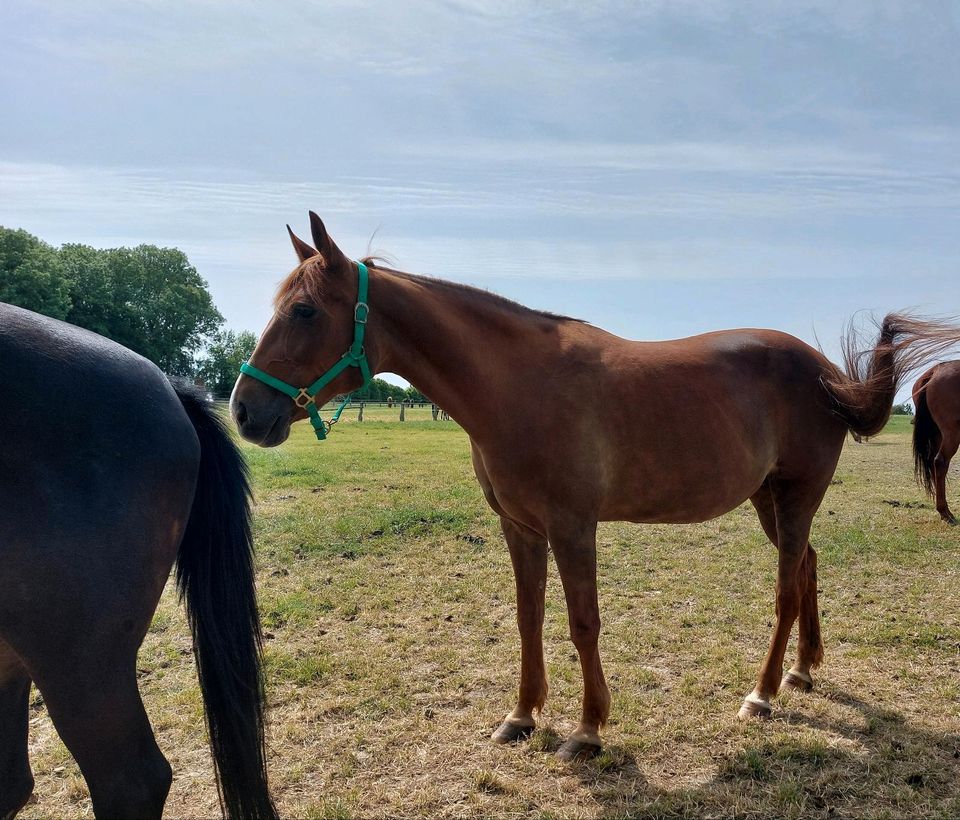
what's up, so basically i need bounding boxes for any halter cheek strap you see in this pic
[239,261,371,440]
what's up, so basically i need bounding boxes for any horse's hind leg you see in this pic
[0,643,33,820]
[749,485,822,696]
[32,644,171,819]
[934,435,958,525]
[492,516,549,744]
[740,479,824,718]
[781,545,822,693]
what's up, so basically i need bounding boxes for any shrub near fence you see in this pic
[318,400,452,425]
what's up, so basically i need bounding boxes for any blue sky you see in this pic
[2,1,958,385]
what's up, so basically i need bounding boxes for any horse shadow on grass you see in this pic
[564,688,960,818]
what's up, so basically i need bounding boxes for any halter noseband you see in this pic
[239,261,371,440]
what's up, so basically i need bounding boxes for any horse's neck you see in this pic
[368,268,553,437]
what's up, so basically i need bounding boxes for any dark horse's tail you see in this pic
[821,313,959,439]
[912,369,940,495]
[171,381,276,820]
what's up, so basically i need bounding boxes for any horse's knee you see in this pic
[568,613,600,652]
[774,586,802,620]
[934,454,953,483]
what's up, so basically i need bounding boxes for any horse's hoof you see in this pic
[942,514,958,526]
[491,719,535,744]
[737,693,772,720]
[556,736,602,762]
[780,669,814,693]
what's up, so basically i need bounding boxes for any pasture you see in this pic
[21,411,960,818]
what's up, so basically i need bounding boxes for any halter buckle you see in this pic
[345,345,365,363]
[354,301,369,324]
[294,388,314,408]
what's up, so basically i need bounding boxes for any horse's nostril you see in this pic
[235,401,248,425]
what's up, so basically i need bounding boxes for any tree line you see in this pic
[1,225,425,402]
[1,226,227,375]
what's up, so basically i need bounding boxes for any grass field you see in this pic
[21,411,960,818]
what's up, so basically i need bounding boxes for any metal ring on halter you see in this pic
[294,388,314,408]
[354,302,369,323]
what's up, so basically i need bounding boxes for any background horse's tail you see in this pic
[912,370,940,495]
[822,313,959,439]
[172,381,276,820]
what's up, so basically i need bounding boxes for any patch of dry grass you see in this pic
[21,415,960,818]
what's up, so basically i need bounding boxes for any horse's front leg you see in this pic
[492,517,549,743]
[550,521,609,760]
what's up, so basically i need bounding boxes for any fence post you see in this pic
[358,402,364,422]
[399,403,405,422]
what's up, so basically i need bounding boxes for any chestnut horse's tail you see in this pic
[821,313,959,439]
[912,370,940,495]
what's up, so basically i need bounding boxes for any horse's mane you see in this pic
[275,255,584,324]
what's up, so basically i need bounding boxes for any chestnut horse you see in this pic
[232,213,959,760]
[913,360,960,524]
[0,304,274,819]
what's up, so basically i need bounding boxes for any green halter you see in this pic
[239,261,371,440]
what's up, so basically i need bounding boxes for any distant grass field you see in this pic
[22,413,960,818]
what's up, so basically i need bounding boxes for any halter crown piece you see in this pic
[239,261,372,440]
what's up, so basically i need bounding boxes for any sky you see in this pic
[2,0,958,390]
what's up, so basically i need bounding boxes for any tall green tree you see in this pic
[85,245,223,374]
[60,242,223,374]
[196,330,258,398]
[0,227,71,318]
[59,243,113,337]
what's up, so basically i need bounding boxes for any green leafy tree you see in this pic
[196,330,258,398]
[0,227,71,318]
[59,243,113,337]
[352,377,413,403]
[58,243,223,374]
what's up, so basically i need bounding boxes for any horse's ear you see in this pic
[309,211,349,269]
[287,225,318,262]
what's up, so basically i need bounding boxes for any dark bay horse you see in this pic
[913,360,960,524]
[232,213,959,761]
[0,304,275,819]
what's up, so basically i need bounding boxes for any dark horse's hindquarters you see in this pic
[0,303,274,819]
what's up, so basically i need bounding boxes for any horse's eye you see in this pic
[292,303,316,319]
